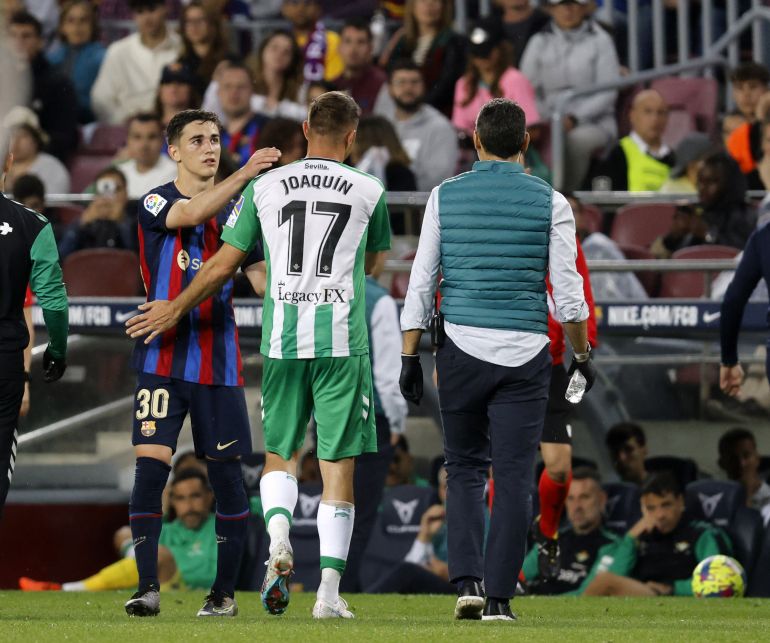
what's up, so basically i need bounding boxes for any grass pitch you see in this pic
[0,591,768,642]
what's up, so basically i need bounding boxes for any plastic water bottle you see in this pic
[565,370,587,404]
[370,10,387,57]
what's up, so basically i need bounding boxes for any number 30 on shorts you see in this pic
[135,388,170,420]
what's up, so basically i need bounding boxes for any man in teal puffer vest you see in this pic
[399,98,596,622]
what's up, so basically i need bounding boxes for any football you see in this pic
[692,555,747,598]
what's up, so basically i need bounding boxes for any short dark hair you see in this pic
[128,0,165,11]
[307,91,360,138]
[572,466,602,485]
[128,111,163,130]
[166,109,222,145]
[730,61,770,85]
[259,117,304,150]
[341,17,373,40]
[605,422,647,454]
[641,472,682,498]
[94,165,127,187]
[9,10,43,37]
[171,467,210,490]
[12,174,45,203]
[475,98,526,159]
[388,58,422,80]
[718,427,756,460]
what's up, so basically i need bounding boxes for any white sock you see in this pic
[260,470,298,547]
[316,501,354,603]
[62,581,86,592]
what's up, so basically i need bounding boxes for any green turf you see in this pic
[0,592,768,642]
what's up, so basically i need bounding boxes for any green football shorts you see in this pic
[261,354,377,461]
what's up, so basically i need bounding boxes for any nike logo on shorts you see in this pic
[216,440,238,451]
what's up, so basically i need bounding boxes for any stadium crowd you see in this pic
[4,0,770,603]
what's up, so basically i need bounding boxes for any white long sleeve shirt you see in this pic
[401,187,588,367]
[370,291,408,433]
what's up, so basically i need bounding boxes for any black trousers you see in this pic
[0,375,24,519]
[341,413,393,593]
[436,338,551,600]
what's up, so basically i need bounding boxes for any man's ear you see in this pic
[521,131,530,155]
[472,129,482,154]
[302,120,310,141]
[168,143,181,163]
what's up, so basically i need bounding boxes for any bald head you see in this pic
[630,90,669,149]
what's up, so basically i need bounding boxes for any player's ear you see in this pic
[472,129,482,154]
[521,131,530,155]
[302,120,310,141]
[168,143,181,163]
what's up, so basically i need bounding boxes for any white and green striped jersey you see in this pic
[221,157,391,359]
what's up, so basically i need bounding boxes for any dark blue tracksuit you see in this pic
[721,222,770,375]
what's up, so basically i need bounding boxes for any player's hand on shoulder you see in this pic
[125,300,180,344]
[243,147,281,178]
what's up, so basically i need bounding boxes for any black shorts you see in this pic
[541,364,572,445]
[132,373,252,459]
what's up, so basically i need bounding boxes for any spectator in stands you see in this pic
[718,428,770,526]
[452,17,539,136]
[46,0,105,124]
[306,79,338,105]
[350,116,417,191]
[493,0,550,68]
[4,111,70,195]
[217,63,272,167]
[332,18,387,116]
[522,468,621,595]
[376,60,458,191]
[258,117,307,167]
[519,0,620,192]
[660,133,713,195]
[650,203,700,260]
[8,11,78,161]
[378,0,466,117]
[590,90,673,192]
[726,62,770,181]
[694,151,755,250]
[20,468,219,592]
[367,465,455,594]
[281,0,344,82]
[154,63,200,128]
[117,113,177,199]
[583,473,727,596]
[58,166,135,260]
[747,113,770,192]
[606,422,649,486]
[91,0,181,125]
[722,111,748,147]
[12,174,46,214]
[386,435,430,487]
[178,0,230,99]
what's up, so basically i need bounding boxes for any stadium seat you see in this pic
[67,154,116,193]
[658,245,739,298]
[603,482,641,534]
[618,243,660,296]
[610,203,676,248]
[240,452,265,497]
[290,482,324,590]
[359,485,437,591]
[53,205,84,227]
[62,249,142,296]
[580,203,604,236]
[645,456,699,488]
[748,525,770,597]
[685,480,764,574]
[85,124,128,155]
[650,76,719,137]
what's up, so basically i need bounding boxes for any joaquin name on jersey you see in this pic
[279,166,354,196]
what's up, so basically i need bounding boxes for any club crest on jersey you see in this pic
[144,193,168,216]
[226,195,245,228]
[140,421,156,437]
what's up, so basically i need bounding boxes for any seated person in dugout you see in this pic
[521,467,622,595]
[20,469,218,592]
[583,473,729,597]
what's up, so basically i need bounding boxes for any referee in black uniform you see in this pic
[0,152,68,517]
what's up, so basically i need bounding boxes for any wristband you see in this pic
[574,345,591,363]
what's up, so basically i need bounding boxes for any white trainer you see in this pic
[312,595,354,619]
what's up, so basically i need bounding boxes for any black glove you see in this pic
[399,354,423,405]
[567,350,597,393]
[43,348,67,383]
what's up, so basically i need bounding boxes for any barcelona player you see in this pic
[124,109,279,617]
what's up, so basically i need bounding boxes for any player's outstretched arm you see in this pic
[164,147,281,229]
[126,243,247,343]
